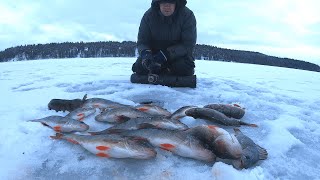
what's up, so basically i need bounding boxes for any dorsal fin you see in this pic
[82,94,88,102]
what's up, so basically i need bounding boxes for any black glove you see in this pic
[148,63,162,74]
[147,50,168,74]
[140,49,153,70]
[153,50,168,66]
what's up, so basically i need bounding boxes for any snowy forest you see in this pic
[0,41,319,72]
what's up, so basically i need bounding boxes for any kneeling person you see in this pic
[132,0,197,77]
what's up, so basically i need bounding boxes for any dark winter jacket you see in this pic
[137,0,197,61]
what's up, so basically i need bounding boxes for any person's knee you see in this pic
[170,57,195,76]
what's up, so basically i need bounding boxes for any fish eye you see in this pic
[245,155,250,160]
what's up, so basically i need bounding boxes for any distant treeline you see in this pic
[0,41,319,72]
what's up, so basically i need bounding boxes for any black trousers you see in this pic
[132,56,195,76]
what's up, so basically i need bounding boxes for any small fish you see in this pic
[50,133,156,159]
[82,98,128,110]
[95,107,151,123]
[185,108,257,127]
[48,94,87,112]
[28,115,89,133]
[169,106,198,120]
[232,128,268,169]
[66,107,96,121]
[106,128,216,162]
[90,116,188,135]
[204,104,245,119]
[186,125,243,159]
[135,104,171,117]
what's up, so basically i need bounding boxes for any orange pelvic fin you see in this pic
[136,107,148,112]
[77,113,85,120]
[207,125,219,129]
[67,138,79,144]
[53,126,62,132]
[160,143,176,151]
[96,152,110,158]
[50,133,63,139]
[96,146,110,151]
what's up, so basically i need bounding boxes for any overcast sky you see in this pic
[1,0,319,64]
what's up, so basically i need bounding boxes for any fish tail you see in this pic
[257,145,268,160]
[28,120,50,127]
[27,119,40,122]
[50,133,64,139]
[233,128,241,132]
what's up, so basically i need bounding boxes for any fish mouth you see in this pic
[137,149,157,159]
[232,159,244,169]
[40,122,50,127]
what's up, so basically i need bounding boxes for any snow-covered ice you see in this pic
[0,58,319,180]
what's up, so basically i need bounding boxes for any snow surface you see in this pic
[0,58,319,180]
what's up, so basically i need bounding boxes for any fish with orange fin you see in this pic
[82,98,129,110]
[95,106,151,123]
[66,107,96,121]
[185,108,257,127]
[105,128,216,162]
[231,128,268,169]
[50,133,157,159]
[135,104,171,117]
[185,125,243,159]
[204,103,245,119]
[89,116,188,135]
[28,115,89,133]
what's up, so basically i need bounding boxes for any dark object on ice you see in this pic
[185,107,257,127]
[232,128,268,169]
[48,94,87,112]
[130,73,197,88]
[204,104,245,119]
